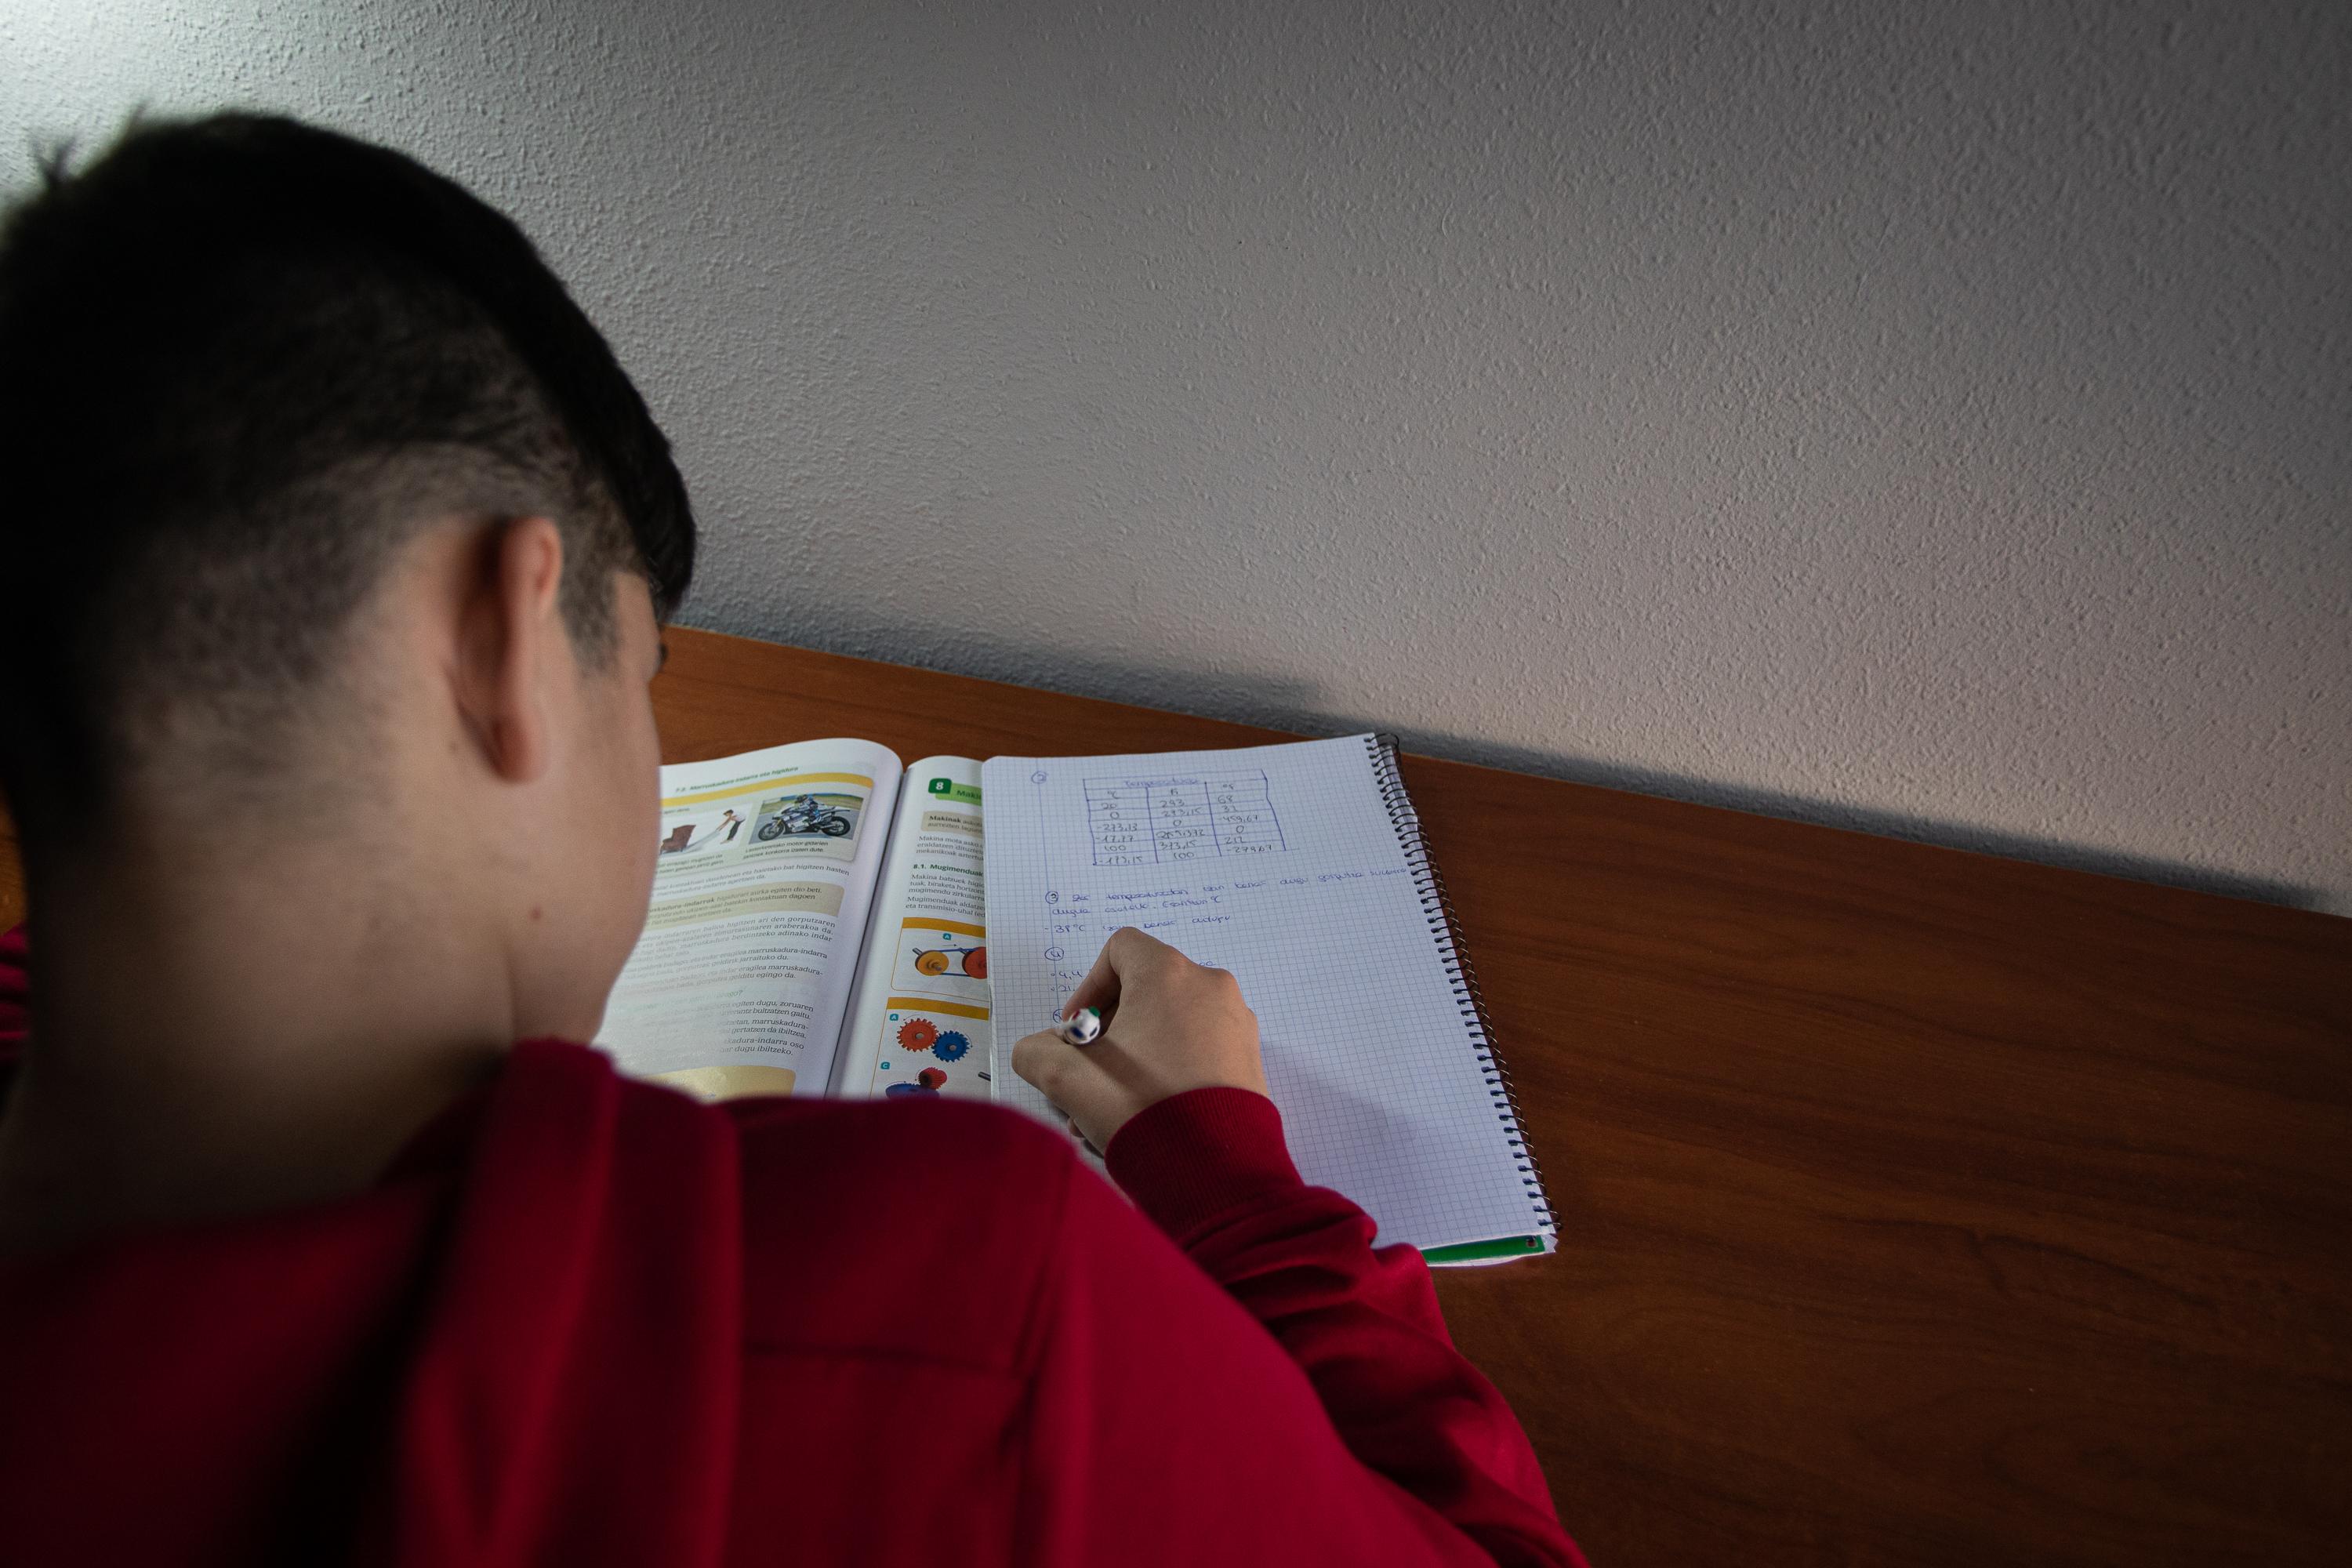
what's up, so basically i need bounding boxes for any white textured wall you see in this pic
[6,0,2348,912]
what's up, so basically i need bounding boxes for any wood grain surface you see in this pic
[3,625,2347,1566]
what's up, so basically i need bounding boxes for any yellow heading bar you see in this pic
[662,771,873,809]
[884,996,990,1021]
[902,918,985,938]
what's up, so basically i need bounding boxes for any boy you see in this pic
[0,115,1581,1566]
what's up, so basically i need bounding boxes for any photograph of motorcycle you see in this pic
[753,792,857,841]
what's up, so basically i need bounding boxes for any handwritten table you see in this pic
[2,626,2346,1566]
[1083,767,1287,866]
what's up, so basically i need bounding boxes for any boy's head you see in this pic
[0,114,696,1033]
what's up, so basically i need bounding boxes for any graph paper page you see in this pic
[982,735,1551,1253]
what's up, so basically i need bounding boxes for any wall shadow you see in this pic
[688,608,2328,916]
[1386,731,2325,913]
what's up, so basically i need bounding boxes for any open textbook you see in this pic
[597,739,996,1105]
[595,734,1555,1261]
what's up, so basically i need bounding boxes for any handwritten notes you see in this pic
[1083,769,1290,866]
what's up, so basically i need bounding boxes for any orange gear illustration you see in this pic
[895,1018,939,1052]
[915,950,951,976]
[964,946,987,980]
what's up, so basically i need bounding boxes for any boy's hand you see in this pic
[1010,927,1269,1154]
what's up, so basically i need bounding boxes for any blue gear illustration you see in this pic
[932,1029,972,1062]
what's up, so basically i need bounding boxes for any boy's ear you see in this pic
[452,516,568,784]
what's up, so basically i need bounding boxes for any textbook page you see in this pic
[832,757,993,1102]
[597,738,904,1098]
[981,735,1553,1255]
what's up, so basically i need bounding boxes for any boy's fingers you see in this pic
[1064,926,1169,1018]
[1062,942,1124,1017]
[1009,1029,1120,1132]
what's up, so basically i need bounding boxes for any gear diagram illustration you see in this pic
[885,1066,949,1096]
[895,1018,939,1053]
[932,1030,971,1062]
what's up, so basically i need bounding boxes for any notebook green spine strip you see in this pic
[1419,1236,1547,1264]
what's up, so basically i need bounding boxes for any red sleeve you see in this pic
[1014,1087,1583,1568]
[0,924,27,1064]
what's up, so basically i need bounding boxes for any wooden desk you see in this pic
[2,626,2346,1565]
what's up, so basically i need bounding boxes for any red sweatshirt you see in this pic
[0,924,1581,1566]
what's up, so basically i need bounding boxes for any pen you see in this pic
[1051,1006,1103,1046]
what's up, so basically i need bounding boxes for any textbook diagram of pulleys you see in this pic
[912,941,986,979]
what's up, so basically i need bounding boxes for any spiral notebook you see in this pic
[982,734,1555,1263]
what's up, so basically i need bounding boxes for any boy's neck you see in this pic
[0,826,523,1251]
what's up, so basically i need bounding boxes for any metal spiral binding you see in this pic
[1365,734,1555,1232]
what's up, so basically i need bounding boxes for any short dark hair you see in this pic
[0,112,695,855]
